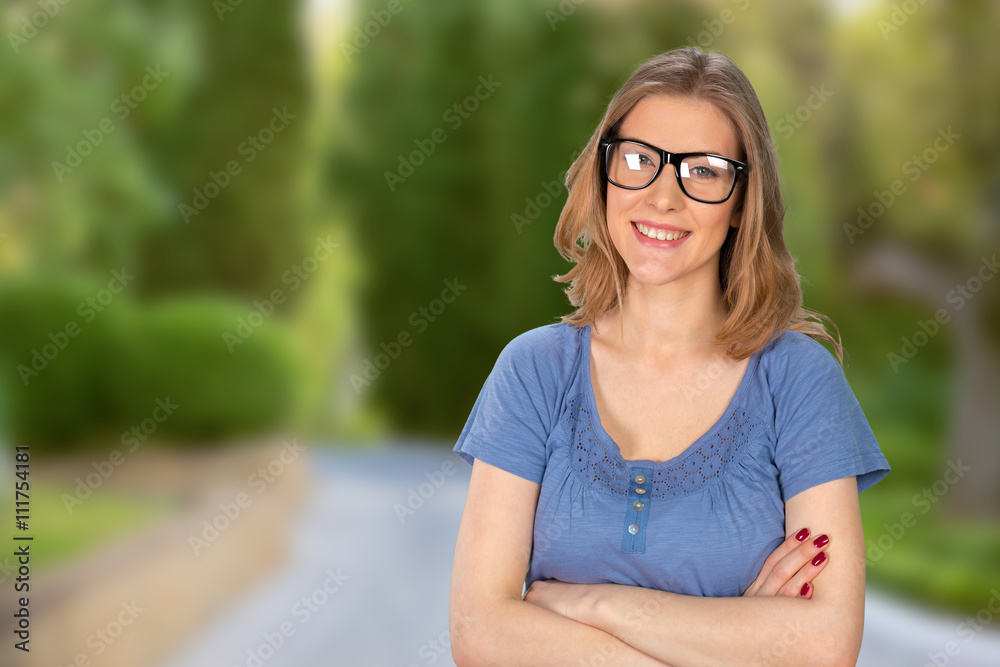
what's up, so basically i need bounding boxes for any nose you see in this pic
[643,160,686,212]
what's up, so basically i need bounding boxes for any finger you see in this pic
[776,549,831,598]
[522,580,541,601]
[743,527,811,596]
[746,527,812,596]
[765,536,832,597]
[755,533,831,597]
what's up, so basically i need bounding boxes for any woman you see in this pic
[449,47,889,667]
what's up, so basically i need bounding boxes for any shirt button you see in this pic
[633,500,645,511]
[628,523,640,535]
[635,475,646,484]
[635,488,646,495]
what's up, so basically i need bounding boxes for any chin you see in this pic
[627,268,681,288]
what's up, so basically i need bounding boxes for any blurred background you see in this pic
[1,0,998,665]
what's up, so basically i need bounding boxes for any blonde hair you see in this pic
[552,47,844,364]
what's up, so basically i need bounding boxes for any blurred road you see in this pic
[162,442,1000,667]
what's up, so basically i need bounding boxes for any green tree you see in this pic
[329,0,705,436]
[831,0,1000,517]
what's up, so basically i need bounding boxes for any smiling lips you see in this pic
[633,221,691,242]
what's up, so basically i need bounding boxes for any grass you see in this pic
[6,479,184,572]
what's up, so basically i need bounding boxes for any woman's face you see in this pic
[605,94,744,294]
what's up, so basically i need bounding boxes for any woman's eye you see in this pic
[685,155,731,179]
[624,152,656,169]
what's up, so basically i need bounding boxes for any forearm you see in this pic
[452,596,673,667]
[579,585,858,667]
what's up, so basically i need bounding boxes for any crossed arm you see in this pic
[449,459,867,667]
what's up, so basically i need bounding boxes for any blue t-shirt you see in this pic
[453,321,890,597]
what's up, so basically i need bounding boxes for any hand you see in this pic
[742,527,831,599]
[525,581,673,667]
[522,579,591,622]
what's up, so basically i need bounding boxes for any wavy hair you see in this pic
[552,47,844,364]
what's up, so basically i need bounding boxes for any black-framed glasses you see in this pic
[600,138,748,204]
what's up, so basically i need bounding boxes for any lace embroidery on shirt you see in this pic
[566,394,756,499]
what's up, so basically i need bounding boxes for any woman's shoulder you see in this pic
[751,329,850,407]
[500,320,585,359]
[490,320,586,379]
[758,329,842,373]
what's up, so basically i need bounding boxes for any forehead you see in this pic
[618,94,740,157]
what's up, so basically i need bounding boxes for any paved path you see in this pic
[162,442,1000,667]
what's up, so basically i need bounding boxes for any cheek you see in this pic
[690,203,737,233]
[605,191,624,221]
[605,190,639,226]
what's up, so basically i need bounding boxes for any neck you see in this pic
[604,272,727,357]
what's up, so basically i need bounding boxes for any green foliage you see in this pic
[0,0,356,446]
[134,0,314,299]
[103,296,302,444]
[0,279,113,447]
[0,0,311,298]
[0,281,300,451]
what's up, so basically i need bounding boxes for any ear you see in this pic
[729,182,746,229]
[729,204,743,229]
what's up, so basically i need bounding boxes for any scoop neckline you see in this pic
[582,322,764,469]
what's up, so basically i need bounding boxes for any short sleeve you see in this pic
[452,328,561,484]
[772,334,890,501]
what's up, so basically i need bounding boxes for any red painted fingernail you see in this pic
[794,528,810,541]
[813,534,829,548]
[812,552,827,566]
[800,582,811,597]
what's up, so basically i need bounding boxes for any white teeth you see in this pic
[635,222,690,241]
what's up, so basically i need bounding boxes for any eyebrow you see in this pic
[617,135,730,157]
